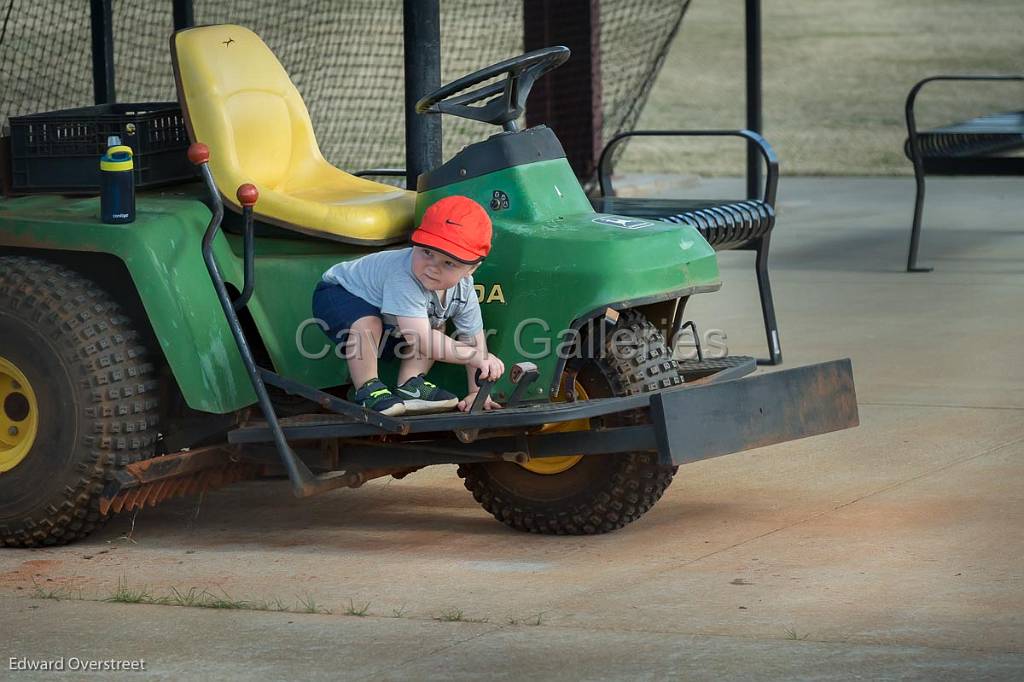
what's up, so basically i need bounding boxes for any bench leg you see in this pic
[906,164,933,272]
[754,237,782,365]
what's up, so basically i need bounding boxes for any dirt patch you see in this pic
[0,559,61,586]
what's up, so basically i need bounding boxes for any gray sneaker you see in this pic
[395,374,459,414]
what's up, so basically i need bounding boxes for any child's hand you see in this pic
[471,354,505,382]
[458,392,502,412]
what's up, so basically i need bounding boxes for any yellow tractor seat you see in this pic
[171,24,414,245]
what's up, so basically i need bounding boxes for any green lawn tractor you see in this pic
[0,24,858,547]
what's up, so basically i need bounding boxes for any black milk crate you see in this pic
[8,102,195,193]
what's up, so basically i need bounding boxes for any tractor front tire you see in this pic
[458,310,682,535]
[0,257,160,547]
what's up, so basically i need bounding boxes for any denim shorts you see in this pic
[311,281,403,356]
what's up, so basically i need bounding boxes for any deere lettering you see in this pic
[473,283,506,304]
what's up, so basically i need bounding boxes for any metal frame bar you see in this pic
[90,0,193,103]
[403,0,443,189]
[172,0,194,30]
[523,0,603,180]
[675,320,704,362]
[745,0,763,200]
[904,74,1024,273]
[753,233,781,365]
[353,169,407,188]
[337,426,659,467]
[89,0,115,105]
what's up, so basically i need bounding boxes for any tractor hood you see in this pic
[415,149,721,308]
[415,150,721,402]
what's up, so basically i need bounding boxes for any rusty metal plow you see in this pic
[99,446,258,516]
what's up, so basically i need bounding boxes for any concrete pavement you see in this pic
[2,176,1022,680]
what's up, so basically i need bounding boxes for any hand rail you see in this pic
[596,129,779,206]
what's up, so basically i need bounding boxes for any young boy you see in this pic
[311,195,505,416]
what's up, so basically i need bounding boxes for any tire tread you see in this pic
[458,310,680,535]
[0,257,159,547]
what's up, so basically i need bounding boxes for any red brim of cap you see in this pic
[411,229,485,264]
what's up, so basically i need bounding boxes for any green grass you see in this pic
[106,576,154,604]
[434,607,489,624]
[33,576,554,628]
[296,594,332,615]
[167,588,271,611]
[65,576,331,615]
[31,579,81,602]
[345,599,371,617]
[29,573,555,627]
[436,607,465,622]
[630,0,1024,176]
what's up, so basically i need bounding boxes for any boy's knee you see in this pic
[350,314,384,331]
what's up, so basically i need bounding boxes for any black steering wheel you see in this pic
[415,46,570,131]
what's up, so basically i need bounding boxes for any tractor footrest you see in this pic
[229,356,761,445]
[228,393,656,444]
[679,355,756,382]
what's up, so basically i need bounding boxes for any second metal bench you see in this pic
[904,75,1024,272]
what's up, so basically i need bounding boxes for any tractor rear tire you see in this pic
[458,309,682,535]
[0,257,161,547]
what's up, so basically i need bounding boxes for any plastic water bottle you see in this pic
[100,135,135,224]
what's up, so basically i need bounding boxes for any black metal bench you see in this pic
[591,129,781,365]
[904,75,1024,272]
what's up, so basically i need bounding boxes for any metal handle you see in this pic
[597,129,779,206]
[471,368,494,413]
[233,184,259,311]
[506,362,539,408]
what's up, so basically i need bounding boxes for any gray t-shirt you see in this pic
[322,247,483,337]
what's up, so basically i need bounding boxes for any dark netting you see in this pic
[599,0,690,145]
[1,0,684,181]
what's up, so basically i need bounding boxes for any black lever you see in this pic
[233,183,258,312]
[506,361,539,407]
[471,368,495,413]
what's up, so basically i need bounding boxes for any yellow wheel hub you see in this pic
[0,356,39,474]
[519,378,589,475]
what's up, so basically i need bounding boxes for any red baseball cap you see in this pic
[411,196,492,264]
